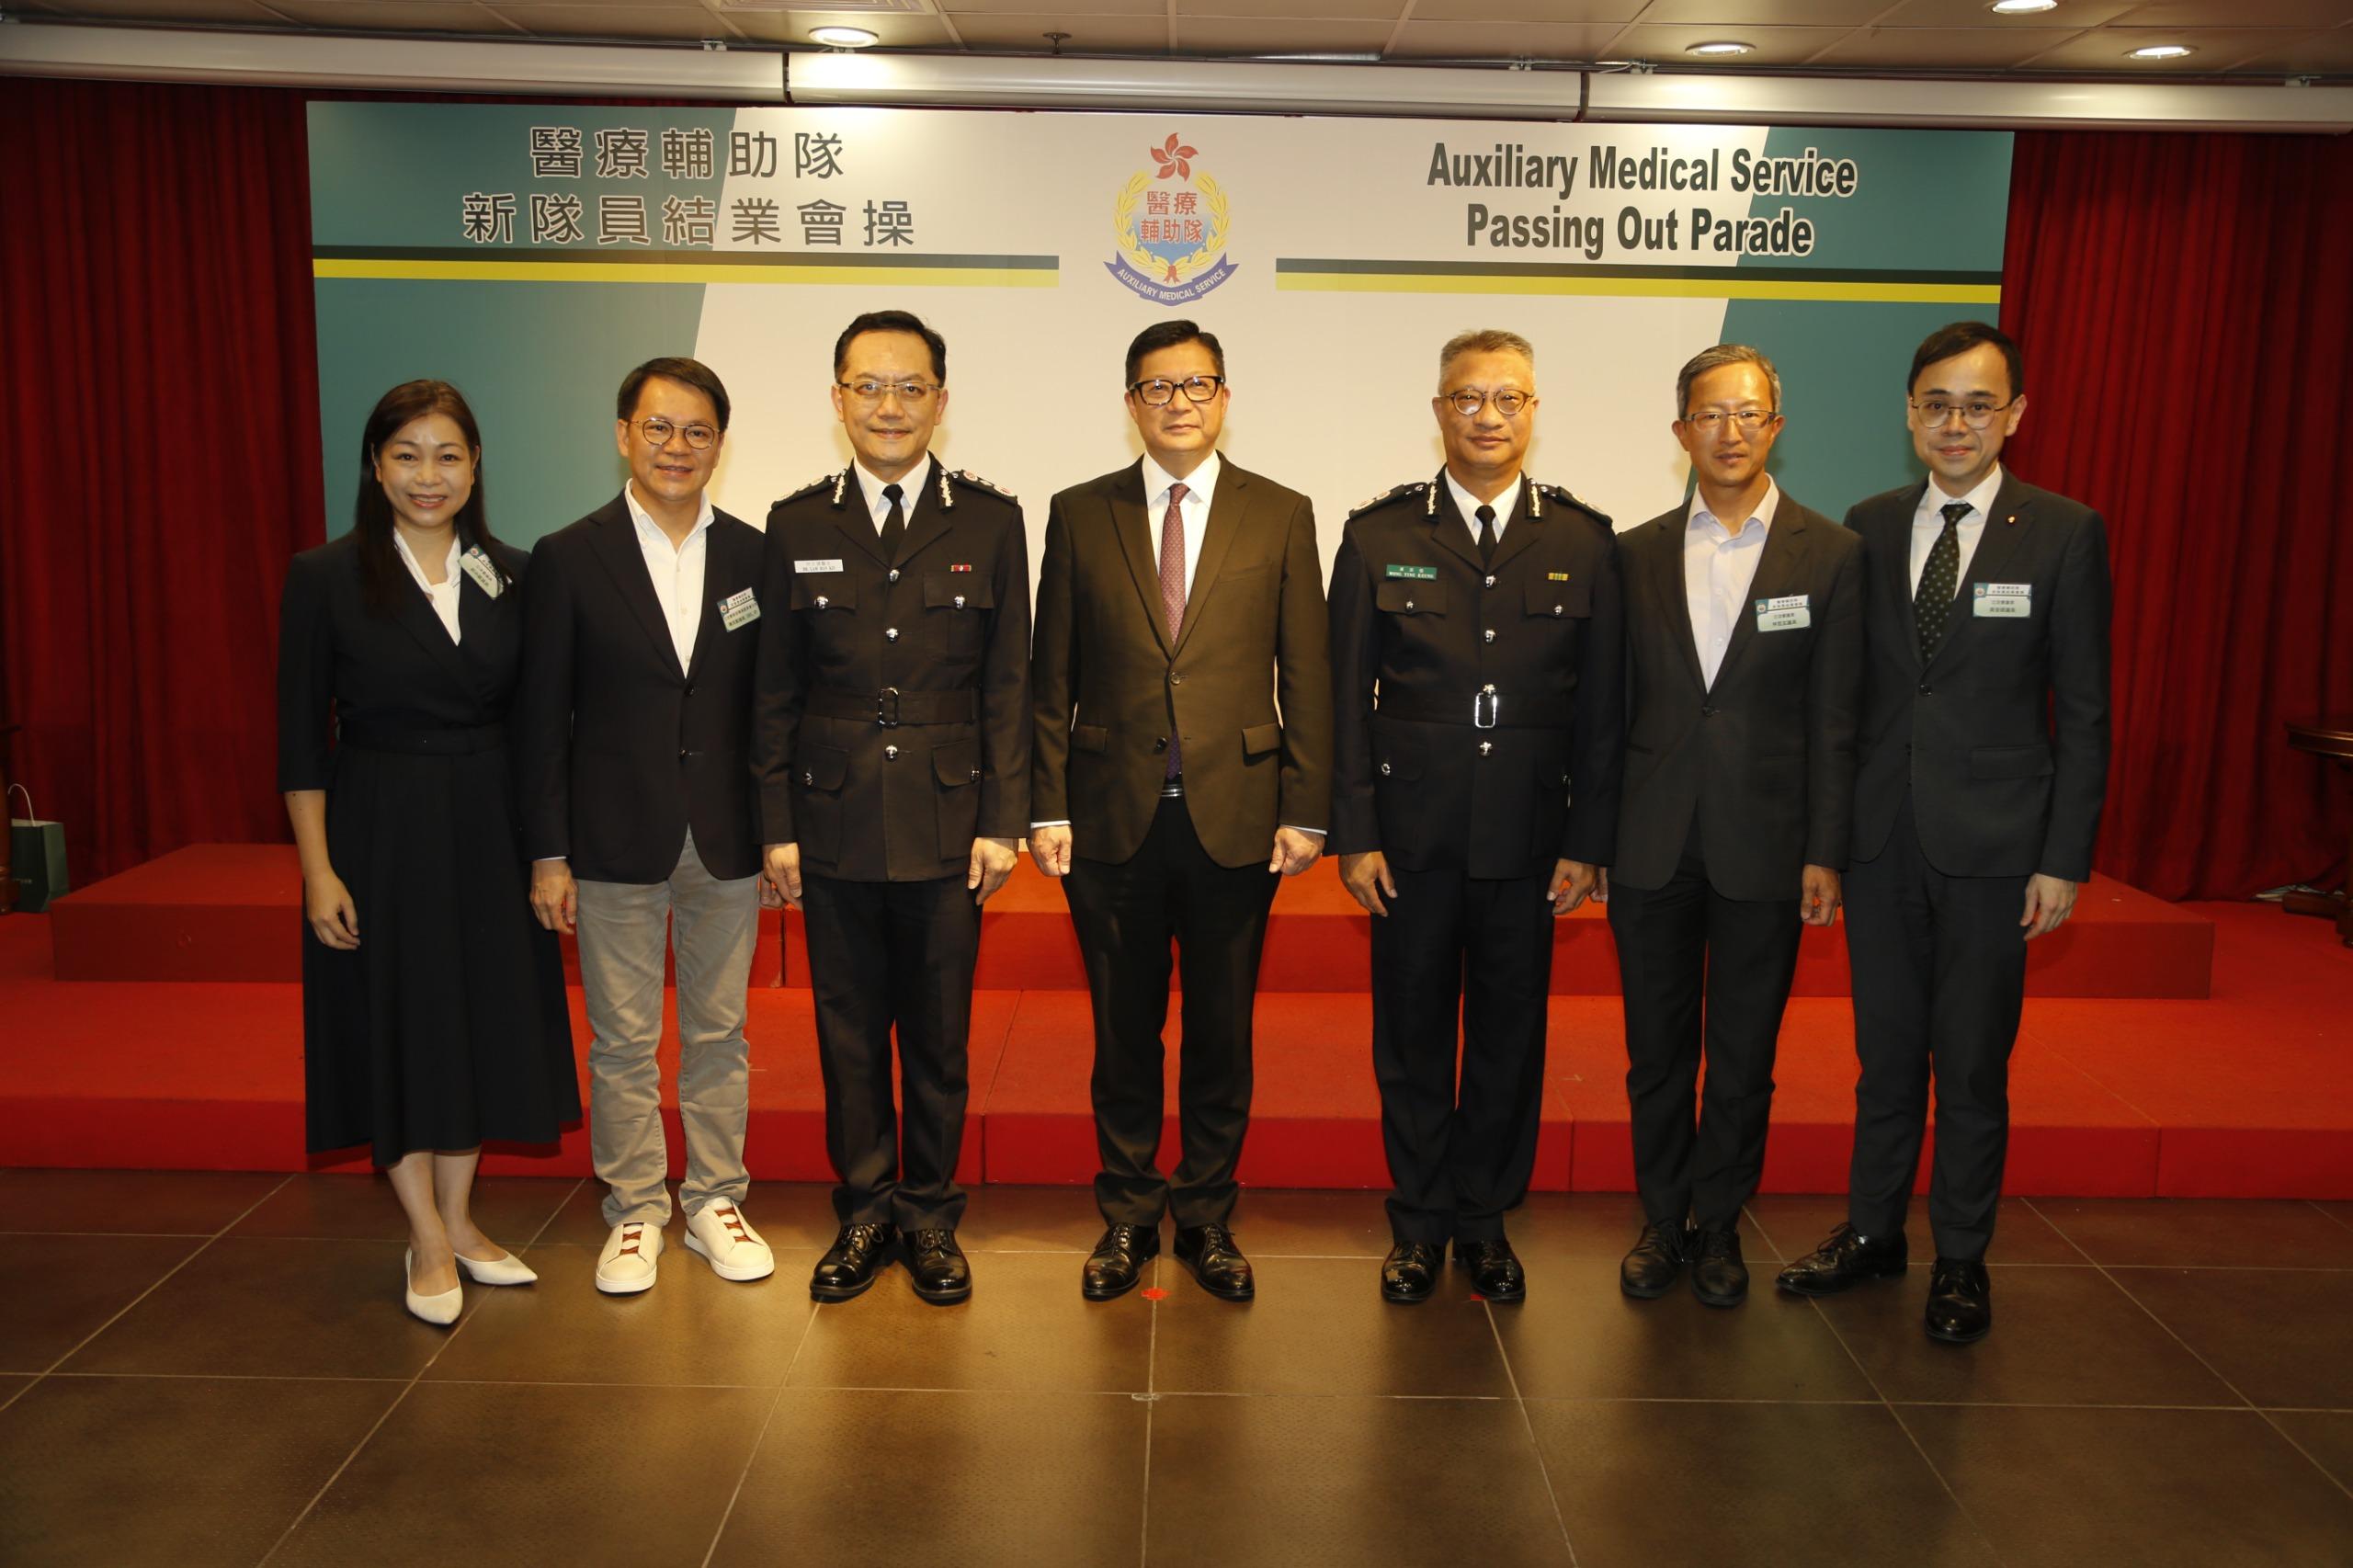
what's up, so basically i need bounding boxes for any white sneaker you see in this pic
[684,1201,776,1282]
[596,1219,664,1295]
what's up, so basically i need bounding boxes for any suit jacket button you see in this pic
[679,748,690,759]
[814,596,829,609]
[1404,599,1415,610]
[1701,706,1718,718]
[1917,683,1931,694]
[1553,604,1563,615]
[1171,674,1184,686]
[969,767,982,782]
[885,628,900,642]
[888,569,901,583]
[1153,737,1167,752]
[954,595,966,609]
[1483,575,1495,588]
[802,771,813,785]
[885,744,900,760]
[1380,761,1392,776]
[1483,629,1496,643]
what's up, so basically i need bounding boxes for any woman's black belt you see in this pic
[337,722,506,755]
[806,687,977,726]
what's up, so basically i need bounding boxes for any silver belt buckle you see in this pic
[1472,686,1500,730]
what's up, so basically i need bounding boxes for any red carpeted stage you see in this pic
[3,845,2347,1199]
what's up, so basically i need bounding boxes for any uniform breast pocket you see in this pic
[1525,577,1591,623]
[1375,579,1446,619]
[790,574,857,615]
[924,572,994,657]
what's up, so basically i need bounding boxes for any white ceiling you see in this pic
[10,0,2351,78]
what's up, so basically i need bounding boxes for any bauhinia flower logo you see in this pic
[1148,133,1197,180]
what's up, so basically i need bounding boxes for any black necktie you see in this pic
[879,483,905,561]
[1915,500,1970,661]
[1475,504,1498,566]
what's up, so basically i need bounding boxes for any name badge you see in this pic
[1754,593,1810,632]
[719,586,760,631]
[794,558,844,574]
[459,547,501,598]
[1386,564,1437,580]
[1974,583,2032,618]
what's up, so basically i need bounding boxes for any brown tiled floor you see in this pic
[3,1174,2349,1567]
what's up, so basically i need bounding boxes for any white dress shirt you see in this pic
[1141,449,1221,597]
[854,454,933,532]
[1683,479,1779,689]
[392,528,463,644]
[1442,471,1523,549]
[623,480,714,672]
[1911,464,2002,593]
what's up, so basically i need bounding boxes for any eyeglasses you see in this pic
[631,416,719,449]
[1910,396,2018,430]
[837,379,941,406]
[1442,388,1533,418]
[1682,409,1778,432]
[1129,375,1226,406]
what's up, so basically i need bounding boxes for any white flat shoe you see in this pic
[684,1201,776,1282]
[404,1248,461,1326]
[455,1249,538,1287]
[596,1220,663,1295]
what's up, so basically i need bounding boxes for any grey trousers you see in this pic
[575,830,759,1228]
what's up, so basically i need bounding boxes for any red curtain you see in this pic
[0,79,324,883]
[2002,131,2353,900]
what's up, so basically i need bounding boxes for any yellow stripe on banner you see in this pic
[1277,272,2000,304]
[313,259,1059,289]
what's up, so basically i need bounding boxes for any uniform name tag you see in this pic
[1386,564,1437,580]
[460,547,501,598]
[794,558,844,574]
[719,587,760,631]
[1974,583,2032,618]
[1755,593,1810,631]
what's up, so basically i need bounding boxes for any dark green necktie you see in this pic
[1915,500,1969,661]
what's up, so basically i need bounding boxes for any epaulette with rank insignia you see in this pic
[1534,481,1611,530]
[946,468,1017,505]
[1348,481,1427,518]
[770,473,835,509]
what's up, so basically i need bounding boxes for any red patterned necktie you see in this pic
[1159,482,1188,779]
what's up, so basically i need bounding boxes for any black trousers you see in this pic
[800,869,980,1232]
[1607,829,1802,1232]
[1063,793,1278,1230]
[1843,791,2029,1262]
[1371,864,1555,1245]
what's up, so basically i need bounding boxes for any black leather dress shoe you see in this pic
[1081,1223,1160,1301]
[810,1222,896,1301]
[1454,1236,1527,1302]
[1381,1242,1445,1303]
[1689,1226,1748,1307]
[905,1229,972,1305]
[1926,1257,1993,1344]
[1620,1219,1690,1300]
[1776,1223,1908,1297]
[1174,1223,1255,1301]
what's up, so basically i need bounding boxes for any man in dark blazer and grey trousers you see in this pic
[512,357,776,1298]
[1608,344,1864,1309]
[1779,322,2111,1344]
[1029,319,1334,1304]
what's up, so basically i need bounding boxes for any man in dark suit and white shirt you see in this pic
[1779,322,2111,1344]
[1608,345,1864,1309]
[513,357,776,1296]
[1029,320,1334,1303]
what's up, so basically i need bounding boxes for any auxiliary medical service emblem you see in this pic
[1106,132,1237,305]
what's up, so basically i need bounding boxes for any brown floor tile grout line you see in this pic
[1482,1300,1580,1567]
[2021,1196,2353,1506]
[2308,1199,2353,1238]
[697,1295,824,1568]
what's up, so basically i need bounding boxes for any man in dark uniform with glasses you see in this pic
[755,310,1030,1306]
[1779,322,2111,1345]
[1329,327,1624,1304]
[1029,319,1333,1303]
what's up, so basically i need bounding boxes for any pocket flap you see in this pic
[794,743,849,790]
[1375,579,1446,615]
[1969,744,2055,781]
[1072,722,1109,755]
[1526,577,1591,618]
[924,572,995,611]
[790,574,855,611]
[1241,722,1283,756]
[932,738,980,787]
[1376,735,1427,782]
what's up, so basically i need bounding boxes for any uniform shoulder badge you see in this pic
[1536,482,1611,530]
[771,472,835,509]
[1348,481,1427,518]
[948,468,1018,504]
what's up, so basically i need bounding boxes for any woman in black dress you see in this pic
[278,381,580,1324]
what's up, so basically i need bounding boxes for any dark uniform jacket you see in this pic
[754,459,1031,881]
[1611,491,1863,902]
[1846,473,2110,881]
[1329,474,1624,881]
[1029,457,1333,869]
[511,494,765,884]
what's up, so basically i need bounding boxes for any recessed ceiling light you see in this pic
[1687,40,1755,56]
[2124,43,2196,59]
[1987,0,2057,13]
[810,25,879,49]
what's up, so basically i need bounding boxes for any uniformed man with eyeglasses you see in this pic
[753,310,1031,1306]
[1327,327,1624,1304]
